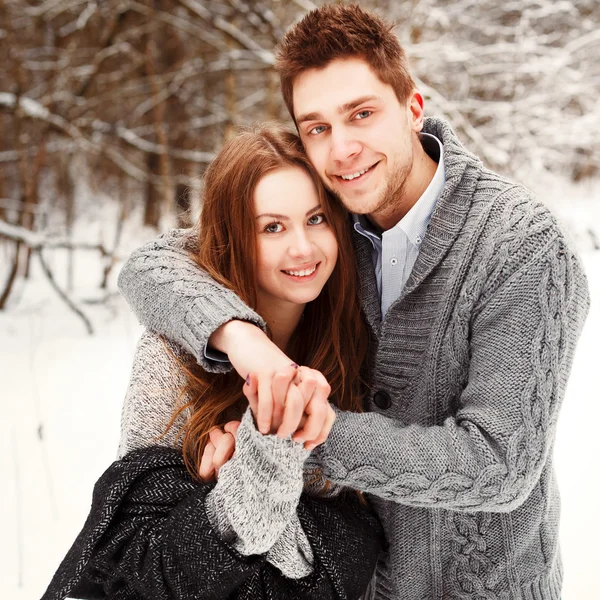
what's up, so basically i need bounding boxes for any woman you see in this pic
[42,126,383,600]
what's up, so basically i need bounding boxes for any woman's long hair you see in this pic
[171,126,370,481]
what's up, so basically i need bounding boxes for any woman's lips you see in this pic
[281,262,321,282]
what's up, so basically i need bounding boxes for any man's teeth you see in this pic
[284,265,317,277]
[340,166,370,181]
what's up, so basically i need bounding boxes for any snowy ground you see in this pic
[1,177,599,599]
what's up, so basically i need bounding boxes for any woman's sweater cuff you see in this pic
[205,408,310,555]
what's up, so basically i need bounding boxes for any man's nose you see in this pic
[330,128,361,163]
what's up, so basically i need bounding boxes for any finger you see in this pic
[223,420,241,438]
[296,369,319,409]
[209,427,225,447]
[199,441,216,481]
[292,373,331,442]
[293,374,331,442]
[271,364,298,407]
[256,372,275,434]
[271,366,297,431]
[276,383,306,438]
[242,373,259,416]
[305,406,336,451]
[293,398,327,443]
[213,432,236,469]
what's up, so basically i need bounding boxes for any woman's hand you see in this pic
[243,365,335,452]
[199,420,241,482]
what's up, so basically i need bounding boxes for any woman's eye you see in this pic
[355,110,371,120]
[308,214,326,225]
[265,222,283,233]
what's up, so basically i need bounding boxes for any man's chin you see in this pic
[337,193,380,215]
[324,181,381,214]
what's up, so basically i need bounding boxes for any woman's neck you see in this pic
[256,298,305,353]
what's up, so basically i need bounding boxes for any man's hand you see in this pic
[198,420,241,482]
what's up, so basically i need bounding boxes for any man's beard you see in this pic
[322,152,413,225]
[368,160,412,224]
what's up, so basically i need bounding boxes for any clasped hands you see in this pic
[199,364,334,481]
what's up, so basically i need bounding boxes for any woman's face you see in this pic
[254,166,338,309]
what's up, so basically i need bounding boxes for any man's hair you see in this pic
[276,3,415,120]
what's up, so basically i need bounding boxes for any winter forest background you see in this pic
[1,0,599,598]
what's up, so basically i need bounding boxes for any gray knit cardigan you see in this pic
[118,117,590,600]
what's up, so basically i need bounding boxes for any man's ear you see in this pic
[409,90,425,132]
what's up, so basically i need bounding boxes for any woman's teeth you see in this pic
[283,264,318,277]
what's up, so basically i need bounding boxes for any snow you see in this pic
[1,176,599,598]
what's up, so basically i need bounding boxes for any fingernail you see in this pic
[291,363,298,368]
[306,443,316,451]
[245,374,250,385]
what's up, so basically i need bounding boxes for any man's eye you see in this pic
[308,214,326,225]
[308,125,327,136]
[265,222,283,233]
[355,110,371,120]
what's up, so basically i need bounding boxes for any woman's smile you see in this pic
[281,262,321,281]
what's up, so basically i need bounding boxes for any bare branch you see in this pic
[178,0,275,64]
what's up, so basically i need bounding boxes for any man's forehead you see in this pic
[292,58,393,121]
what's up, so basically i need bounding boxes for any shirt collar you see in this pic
[352,132,445,246]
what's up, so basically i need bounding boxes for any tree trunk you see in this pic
[144,153,162,228]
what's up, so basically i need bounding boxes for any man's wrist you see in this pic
[208,320,260,354]
[210,320,293,379]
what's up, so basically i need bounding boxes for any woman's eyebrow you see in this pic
[256,212,288,220]
[256,204,321,220]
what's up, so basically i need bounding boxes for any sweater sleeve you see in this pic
[118,331,192,458]
[318,230,590,512]
[117,228,266,372]
[205,407,314,578]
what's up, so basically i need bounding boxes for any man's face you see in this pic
[293,58,424,228]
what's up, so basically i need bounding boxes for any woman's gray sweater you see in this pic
[117,117,590,600]
[119,331,319,578]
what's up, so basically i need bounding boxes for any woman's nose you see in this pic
[289,229,312,258]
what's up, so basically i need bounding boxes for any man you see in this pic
[118,4,589,599]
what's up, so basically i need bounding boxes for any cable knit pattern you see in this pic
[117,117,590,600]
[117,227,267,374]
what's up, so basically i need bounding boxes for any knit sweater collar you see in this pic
[353,116,483,329]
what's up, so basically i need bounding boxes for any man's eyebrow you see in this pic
[338,95,380,115]
[296,95,380,124]
[255,204,321,220]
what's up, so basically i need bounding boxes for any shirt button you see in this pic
[373,390,392,409]
[416,236,422,245]
[390,257,398,266]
